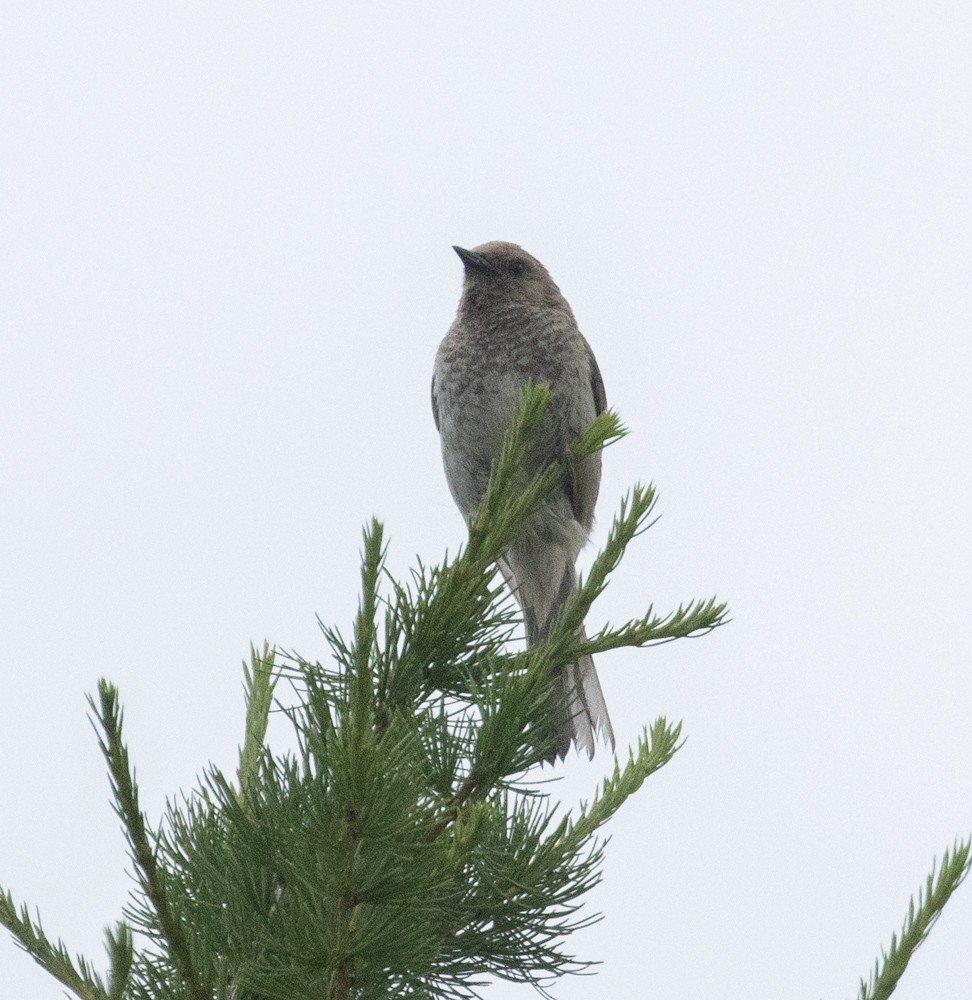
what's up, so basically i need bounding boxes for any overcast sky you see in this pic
[2,4,971,998]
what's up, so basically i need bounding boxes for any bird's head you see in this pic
[453,241,566,313]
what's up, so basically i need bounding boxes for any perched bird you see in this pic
[431,241,615,760]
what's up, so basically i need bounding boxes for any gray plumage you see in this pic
[431,241,615,761]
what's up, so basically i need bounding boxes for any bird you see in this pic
[431,241,615,761]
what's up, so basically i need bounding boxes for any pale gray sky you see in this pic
[2,4,971,998]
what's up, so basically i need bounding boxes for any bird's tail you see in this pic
[556,648,614,761]
[502,554,615,761]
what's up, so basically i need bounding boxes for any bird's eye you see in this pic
[509,260,525,276]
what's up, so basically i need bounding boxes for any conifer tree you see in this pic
[1,386,968,999]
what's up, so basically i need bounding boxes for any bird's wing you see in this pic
[586,340,607,416]
[563,341,605,532]
[431,374,440,431]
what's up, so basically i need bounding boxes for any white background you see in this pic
[2,4,970,998]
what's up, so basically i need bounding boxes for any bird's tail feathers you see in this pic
[500,553,615,761]
[560,651,615,761]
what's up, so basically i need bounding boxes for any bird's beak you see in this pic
[453,245,493,272]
